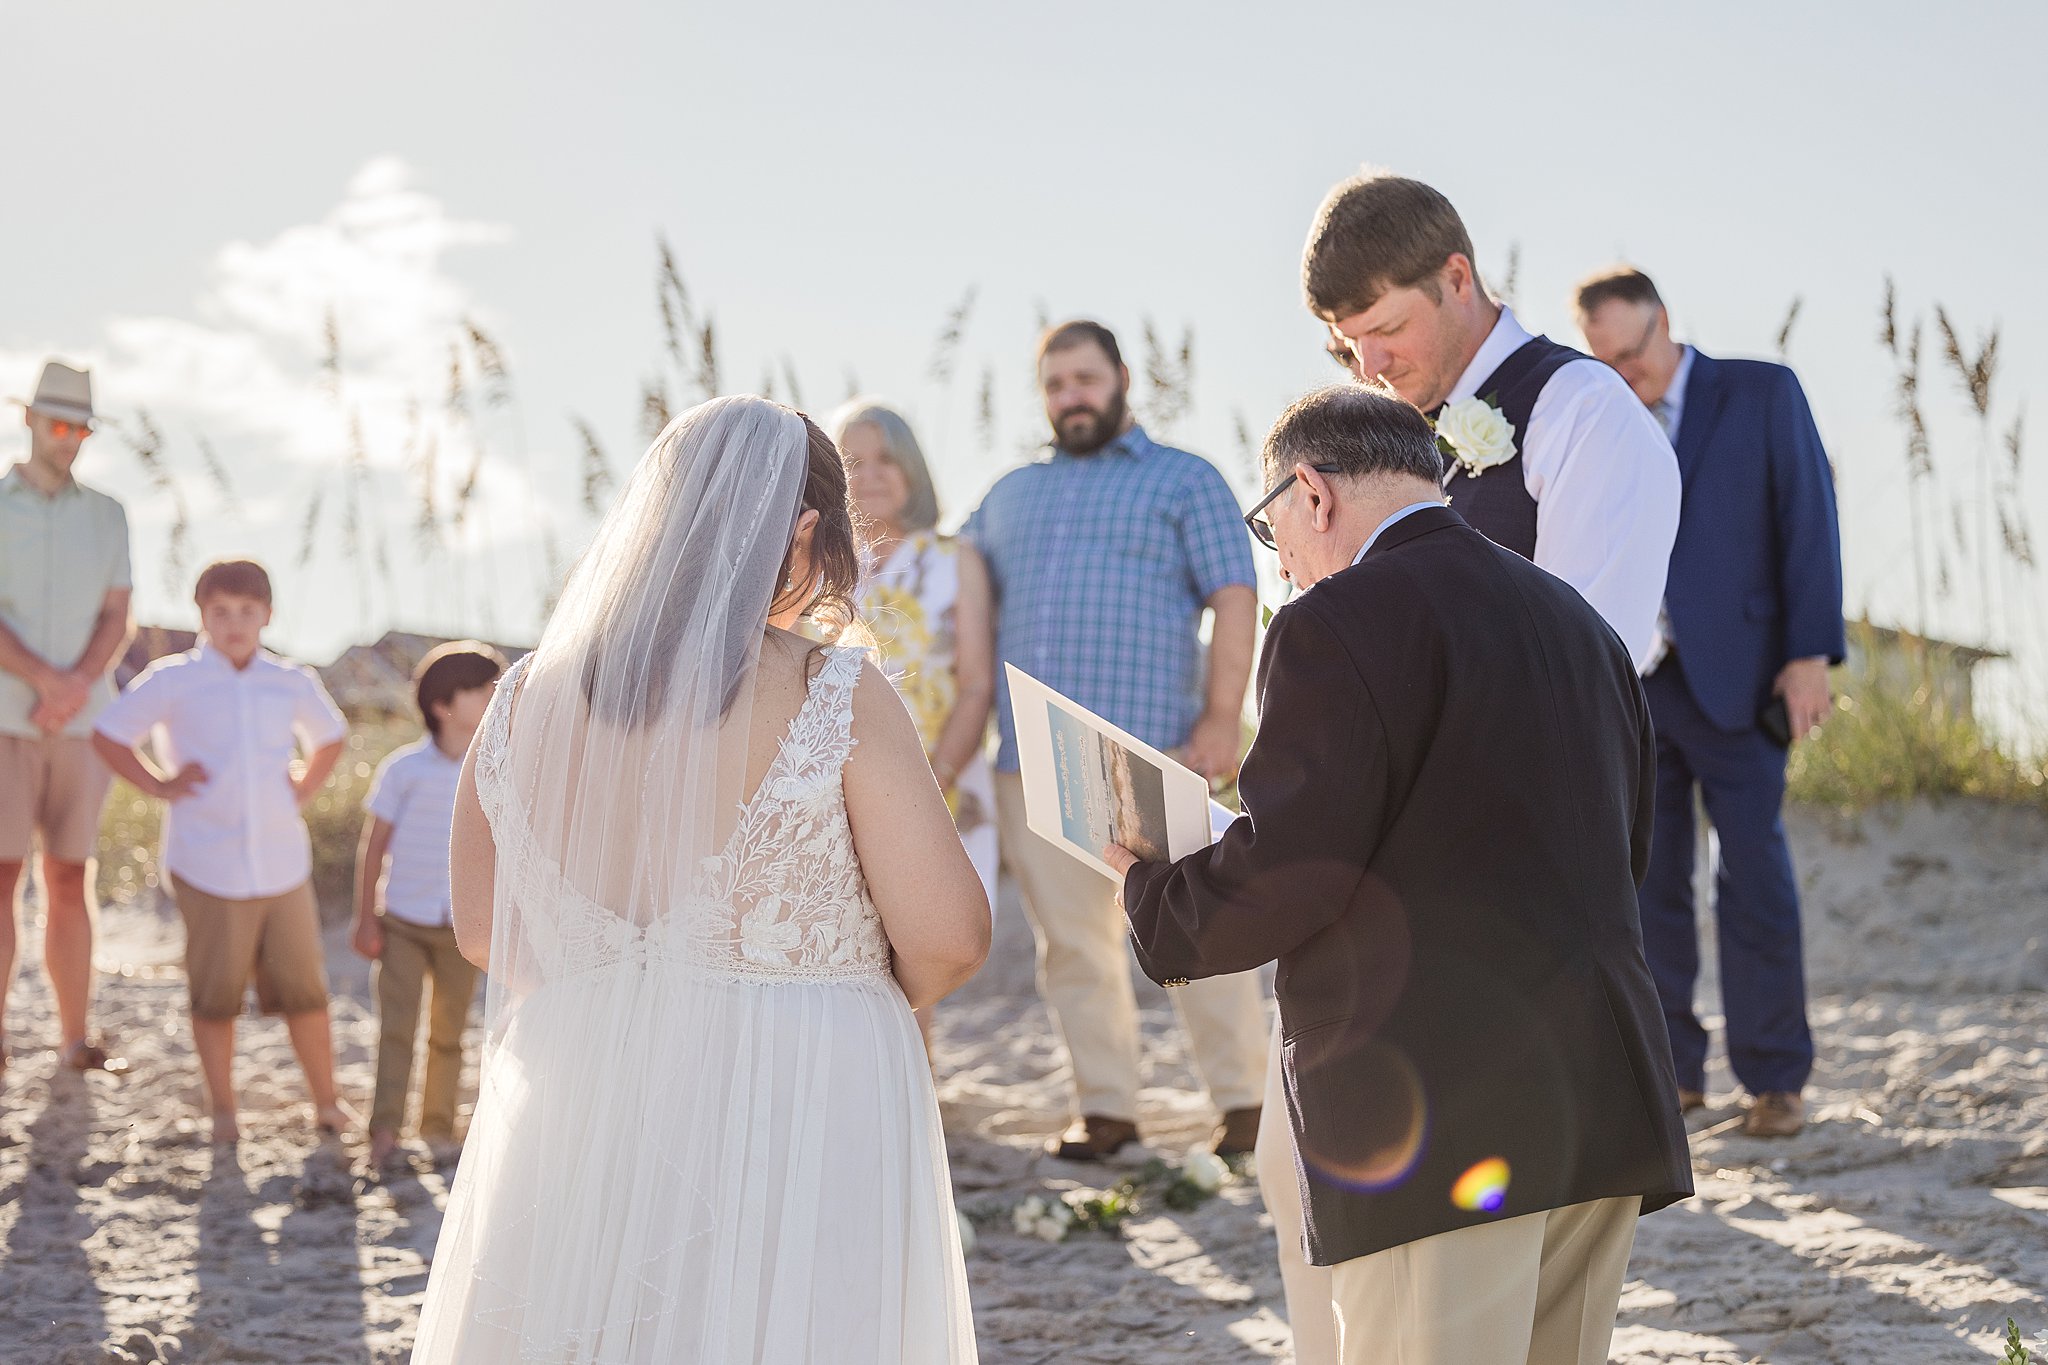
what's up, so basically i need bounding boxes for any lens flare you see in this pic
[1450,1157,1510,1213]
[1294,1041,1428,1193]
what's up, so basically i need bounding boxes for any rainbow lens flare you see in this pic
[1450,1157,1510,1213]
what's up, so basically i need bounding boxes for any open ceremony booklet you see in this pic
[1006,664,1238,882]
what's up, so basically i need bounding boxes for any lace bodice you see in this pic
[474,646,891,985]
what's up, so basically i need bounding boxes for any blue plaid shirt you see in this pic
[962,425,1255,772]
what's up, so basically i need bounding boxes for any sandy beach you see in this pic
[1,797,2042,1363]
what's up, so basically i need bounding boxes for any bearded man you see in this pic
[962,320,1268,1162]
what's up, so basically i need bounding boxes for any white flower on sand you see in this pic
[1011,1194,1074,1243]
[1181,1149,1231,1195]
[1434,396,1516,475]
[1039,1202,1076,1243]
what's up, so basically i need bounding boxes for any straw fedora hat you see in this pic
[10,361,95,427]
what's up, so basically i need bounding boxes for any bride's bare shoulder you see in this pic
[844,651,920,755]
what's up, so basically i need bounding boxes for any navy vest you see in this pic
[1437,335,1585,560]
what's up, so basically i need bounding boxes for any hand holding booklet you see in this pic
[1005,664,1238,882]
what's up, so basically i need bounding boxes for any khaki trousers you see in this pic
[994,772,1266,1120]
[1259,1020,1641,1365]
[1256,1020,1341,1365]
[1329,1195,1640,1365]
[369,915,480,1139]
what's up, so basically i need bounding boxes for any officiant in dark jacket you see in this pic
[1106,384,1692,1365]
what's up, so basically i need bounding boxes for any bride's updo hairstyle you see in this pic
[769,415,864,641]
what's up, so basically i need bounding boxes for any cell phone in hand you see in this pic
[1759,695,1793,749]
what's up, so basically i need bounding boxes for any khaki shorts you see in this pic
[169,876,330,1019]
[0,733,113,864]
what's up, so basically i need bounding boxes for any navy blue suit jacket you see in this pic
[1666,351,1846,732]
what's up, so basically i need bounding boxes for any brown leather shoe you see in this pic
[1213,1106,1261,1158]
[1678,1088,1706,1114]
[1742,1091,1805,1137]
[1046,1115,1139,1162]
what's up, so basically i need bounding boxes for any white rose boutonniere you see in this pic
[1434,396,1516,476]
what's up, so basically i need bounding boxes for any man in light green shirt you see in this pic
[1,361,135,1074]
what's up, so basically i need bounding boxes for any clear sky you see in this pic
[5,1,2044,730]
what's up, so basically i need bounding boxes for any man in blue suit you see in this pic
[1576,266,1845,1138]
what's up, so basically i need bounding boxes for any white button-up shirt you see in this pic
[1643,344,1697,669]
[95,643,349,900]
[1446,308,1681,672]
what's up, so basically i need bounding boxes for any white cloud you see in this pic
[0,159,562,659]
[201,156,508,372]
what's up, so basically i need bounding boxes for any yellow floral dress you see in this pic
[858,531,999,909]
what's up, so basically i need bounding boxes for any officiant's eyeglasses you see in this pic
[1244,463,1342,550]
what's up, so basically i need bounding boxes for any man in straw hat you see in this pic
[1,361,136,1074]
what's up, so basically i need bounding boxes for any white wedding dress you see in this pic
[410,397,977,1364]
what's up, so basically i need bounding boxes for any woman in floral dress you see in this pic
[832,401,998,915]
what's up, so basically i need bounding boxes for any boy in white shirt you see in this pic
[92,559,352,1144]
[351,641,505,1169]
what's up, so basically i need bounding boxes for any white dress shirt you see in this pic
[1351,501,1447,566]
[95,643,349,900]
[1657,345,1696,441]
[1446,307,1681,672]
[1643,344,1697,669]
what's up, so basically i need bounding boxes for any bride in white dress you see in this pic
[411,396,992,1363]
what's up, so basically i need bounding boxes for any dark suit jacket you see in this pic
[1123,505,1693,1265]
[1667,351,1846,731]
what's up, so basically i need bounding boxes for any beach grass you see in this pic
[1789,622,2046,811]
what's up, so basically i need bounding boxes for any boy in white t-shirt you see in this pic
[352,641,505,1169]
[92,559,352,1144]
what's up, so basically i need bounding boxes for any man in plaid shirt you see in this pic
[964,320,1266,1161]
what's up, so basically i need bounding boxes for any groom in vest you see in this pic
[1303,171,1679,669]
[1110,384,1692,1365]
[1576,266,1846,1141]
[1260,170,1683,1365]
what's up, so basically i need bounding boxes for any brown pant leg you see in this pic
[172,876,264,1020]
[251,883,330,1016]
[0,736,42,863]
[370,917,430,1135]
[38,736,113,864]
[418,924,479,1139]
